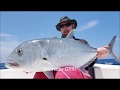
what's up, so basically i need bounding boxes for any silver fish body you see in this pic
[5,38,97,72]
[5,30,120,73]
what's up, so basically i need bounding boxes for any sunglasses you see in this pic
[59,23,72,28]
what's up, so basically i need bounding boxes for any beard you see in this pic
[63,31,69,35]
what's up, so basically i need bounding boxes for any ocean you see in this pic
[0,63,8,69]
[0,59,120,69]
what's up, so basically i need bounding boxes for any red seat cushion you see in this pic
[55,67,92,79]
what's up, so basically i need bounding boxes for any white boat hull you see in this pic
[93,64,120,79]
[0,64,120,79]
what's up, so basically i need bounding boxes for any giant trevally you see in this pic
[5,30,120,78]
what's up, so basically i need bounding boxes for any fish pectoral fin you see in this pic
[79,67,91,77]
[43,71,54,79]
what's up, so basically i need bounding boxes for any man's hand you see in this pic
[97,45,109,58]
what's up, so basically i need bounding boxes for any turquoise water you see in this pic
[0,59,120,69]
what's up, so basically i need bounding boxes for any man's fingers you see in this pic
[97,47,109,58]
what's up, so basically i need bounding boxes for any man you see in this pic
[33,16,109,79]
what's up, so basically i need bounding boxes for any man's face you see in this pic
[59,22,73,36]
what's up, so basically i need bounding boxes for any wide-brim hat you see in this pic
[56,16,77,31]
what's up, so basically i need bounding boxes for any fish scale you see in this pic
[41,38,97,68]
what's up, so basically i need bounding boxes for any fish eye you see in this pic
[16,48,23,56]
[42,57,48,60]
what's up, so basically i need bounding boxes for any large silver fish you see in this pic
[5,30,120,78]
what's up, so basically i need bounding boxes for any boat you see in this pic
[0,63,120,79]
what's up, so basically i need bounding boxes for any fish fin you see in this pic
[108,36,120,63]
[43,71,54,79]
[79,67,91,77]
[23,71,30,74]
[66,29,75,39]
[80,56,97,69]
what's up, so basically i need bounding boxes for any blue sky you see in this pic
[0,11,120,63]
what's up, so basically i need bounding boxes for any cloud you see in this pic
[1,33,21,63]
[0,33,13,37]
[77,20,99,31]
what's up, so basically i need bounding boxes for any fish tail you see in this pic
[108,36,120,63]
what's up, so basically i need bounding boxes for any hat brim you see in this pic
[56,19,77,31]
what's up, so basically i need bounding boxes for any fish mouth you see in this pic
[5,62,20,68]
[8,62,19,67]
